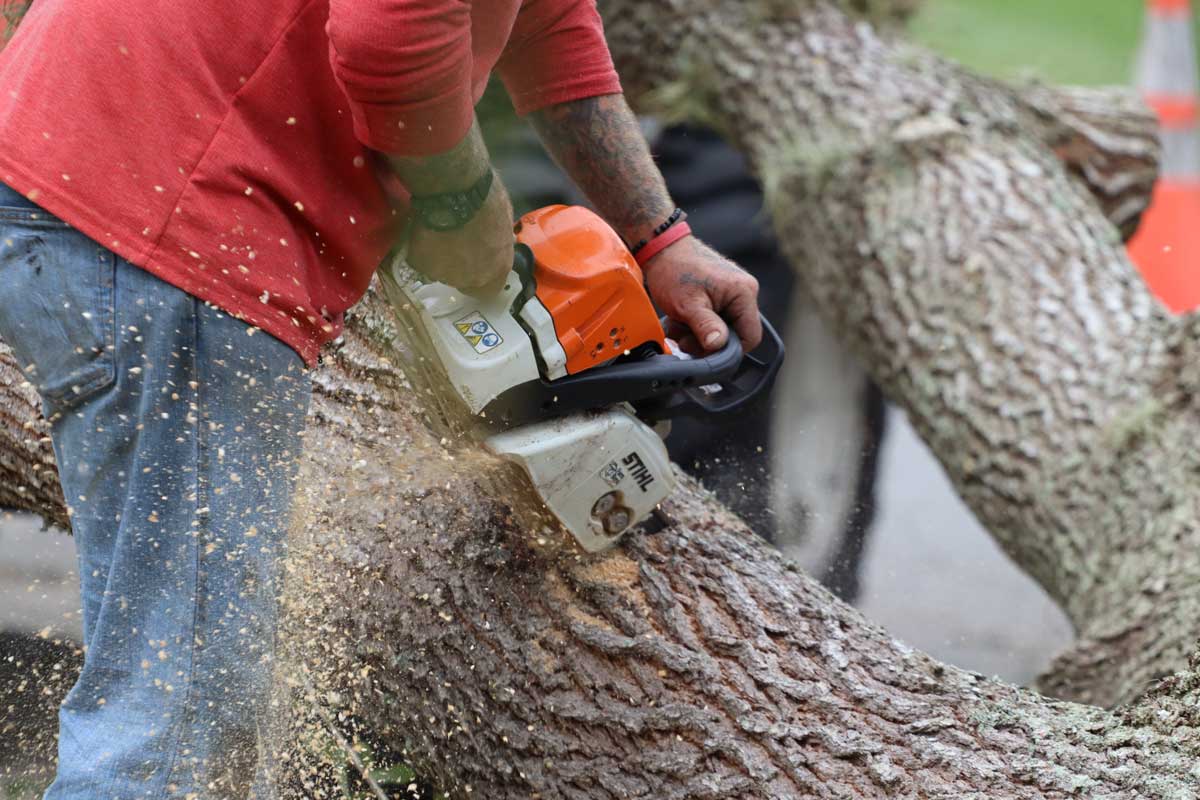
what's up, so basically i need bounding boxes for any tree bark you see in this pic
[5,288,1200,797]
[276,294,1200,799]
[0,345,66,528]
[601,0,1183,710]
[4,1,1200,797]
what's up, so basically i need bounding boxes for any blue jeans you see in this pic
[0,184,310,799]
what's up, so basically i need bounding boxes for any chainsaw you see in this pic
[394,205,784,552]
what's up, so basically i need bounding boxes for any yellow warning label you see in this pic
[453,312,504,354]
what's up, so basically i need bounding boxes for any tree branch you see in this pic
[275,292,1200,797]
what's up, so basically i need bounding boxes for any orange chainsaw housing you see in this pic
[515,205,668,375]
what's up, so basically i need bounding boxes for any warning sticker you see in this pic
[454,312,504,354]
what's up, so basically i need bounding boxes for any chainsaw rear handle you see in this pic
[483,313,785,425]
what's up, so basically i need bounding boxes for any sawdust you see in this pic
[524,635,564,675]
[265,307,541,797]
[572,551,659,628]
[574,551,641,590]
[0,632,80,799]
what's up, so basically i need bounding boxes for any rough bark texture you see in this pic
[601,0,1182,710]
[5,289,1200,797]
[4,1,1200,798]
[0,346,66,529]
[275,292,1200,799]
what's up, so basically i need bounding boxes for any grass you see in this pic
[909,0,1145,85]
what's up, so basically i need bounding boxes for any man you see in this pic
[0,1,761,797]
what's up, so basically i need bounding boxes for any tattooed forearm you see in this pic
[387,118,492,195]
[529,94,674,246]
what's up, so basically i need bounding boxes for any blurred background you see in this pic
[1,1,1190,796]
[912,0,1144,85]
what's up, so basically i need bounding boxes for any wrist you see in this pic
[409,168,495,233]
[636,222,693,270]
[631,209,692,270]
[619,205,677,250]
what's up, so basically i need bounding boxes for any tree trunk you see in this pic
[276,292,1200,799]
[5,293,1200,797]
[5,1,1200,797]
[0,347,65,528]
[601,0,1184,710]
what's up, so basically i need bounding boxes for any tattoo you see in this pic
[529,95,674,245]
[387,119,492,195]
[680,271,716,292]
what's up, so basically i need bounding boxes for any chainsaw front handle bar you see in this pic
[484,313,785,426]
[635,314,785,422]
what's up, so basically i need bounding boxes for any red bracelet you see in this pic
[635,221,692,268]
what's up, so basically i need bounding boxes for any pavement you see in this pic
[0,514,79,641]
[0,515,79,799]
[857,408,1073,685]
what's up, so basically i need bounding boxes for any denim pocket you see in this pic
[0,205,116,416]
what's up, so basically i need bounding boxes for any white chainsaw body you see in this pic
[486,411,674,552]
[395,263,676,552]
[398,269,561,414]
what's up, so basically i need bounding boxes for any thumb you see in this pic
[678,297,729,352]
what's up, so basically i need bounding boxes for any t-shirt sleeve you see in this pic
[495,0,623,116]
[326,0,475,156]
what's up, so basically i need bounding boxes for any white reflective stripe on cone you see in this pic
[1160,126,1200,179]
[1136,1,1200,99]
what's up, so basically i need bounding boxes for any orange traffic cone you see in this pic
[1129,0,1200,312]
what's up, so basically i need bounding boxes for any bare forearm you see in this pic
[390,116,516,297]
[532,95,763,354]
[387,118,491,195]
[529,94,674,246]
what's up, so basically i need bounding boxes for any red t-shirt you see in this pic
[0,0,621,365]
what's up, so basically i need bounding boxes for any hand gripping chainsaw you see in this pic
[395,205,784,552]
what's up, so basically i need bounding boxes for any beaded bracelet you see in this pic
[634,221,692,267]
[630,208,688,257]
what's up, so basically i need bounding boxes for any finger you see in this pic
[664,318,690,342]
[663,319,702,356]
[678,296,729,352]
[723,287,763,351]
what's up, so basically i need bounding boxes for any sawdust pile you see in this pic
[265,298,569,798]
[1,632,81,798]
